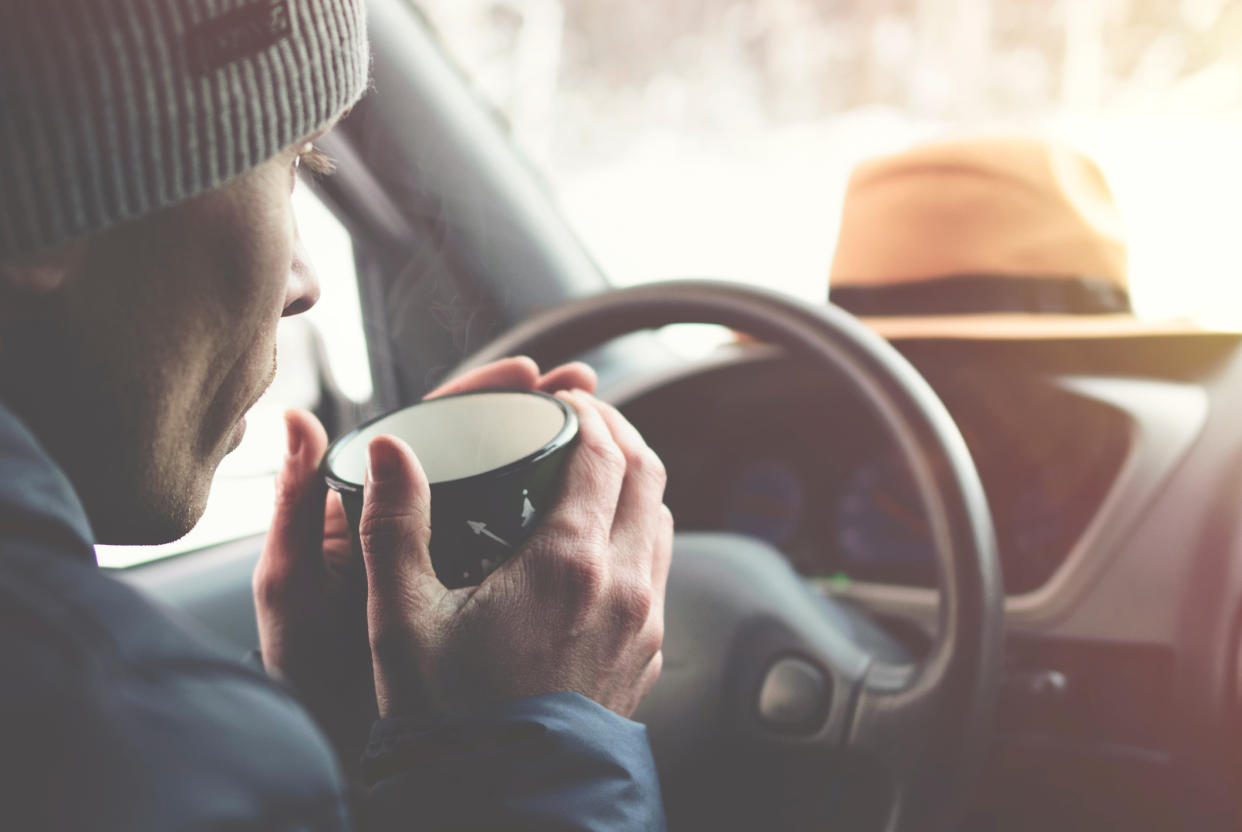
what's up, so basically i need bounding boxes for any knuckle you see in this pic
[539,511,609,555]
[583,433,625,474]
[525,537,608,609]
[558,550,607,606]
[650,624,666,655]
[271,463,301,501]
[626,444,667,488]
[251,565,284,606]
[358,511,414,555]
[271,481,299,514]
[641,447,668,486]
[273,463,310,503]
[611,577,654,632]
[251,553,301,605]
[645,651,664,690]
[635,651,664,704]
[534,512,580,544]
[639,618,665,658]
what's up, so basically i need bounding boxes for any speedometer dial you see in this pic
[723,460,805,548]
[835,452,936,584]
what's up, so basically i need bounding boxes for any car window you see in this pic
[416,0,1242,327]
[96,186,371,569]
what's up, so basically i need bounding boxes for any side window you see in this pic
[96,187,372,569]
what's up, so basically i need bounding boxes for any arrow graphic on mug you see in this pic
[466,520,512,548]
[521,490,537,528]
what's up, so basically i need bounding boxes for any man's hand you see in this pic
[250,407,375,764]
[360,390,672,719]
[252,357,600,743]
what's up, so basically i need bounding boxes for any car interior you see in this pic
[110,1,1242,829]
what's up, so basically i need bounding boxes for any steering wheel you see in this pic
[452,281,1004,832]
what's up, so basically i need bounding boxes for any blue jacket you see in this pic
[0,400,666,830]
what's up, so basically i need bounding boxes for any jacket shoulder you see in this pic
[0,542,351,831]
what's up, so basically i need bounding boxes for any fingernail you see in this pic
[285,416,301,458]
[367,440,401,483]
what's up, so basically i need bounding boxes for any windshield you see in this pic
[417,0,1242,327]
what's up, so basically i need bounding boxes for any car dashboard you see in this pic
[622,349,1137,596]
[604,331,1242,829]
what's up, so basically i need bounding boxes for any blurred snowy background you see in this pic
[419,0,1242,322]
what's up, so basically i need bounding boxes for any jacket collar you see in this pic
[0,398,96,563]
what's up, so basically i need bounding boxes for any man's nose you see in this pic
[283,235,321,317]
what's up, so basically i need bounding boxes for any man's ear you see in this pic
[0,239,87,294]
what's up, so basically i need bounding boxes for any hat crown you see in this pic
[829,138,1128,317]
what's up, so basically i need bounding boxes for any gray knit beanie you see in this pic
[0,0,369,262]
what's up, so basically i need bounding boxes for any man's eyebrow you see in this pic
[299,145,336,176]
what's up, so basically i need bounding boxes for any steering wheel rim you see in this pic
[452,280,1004,831]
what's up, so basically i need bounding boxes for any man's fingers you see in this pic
[651,504,674,604]
[592,400,668,561]
[325,488,350,539]
[321,489,353,579]
[537,362,597,395]
[256,410,330,592]
[426,357,597,401]
[539,391,626,545]
[425,356,540,399]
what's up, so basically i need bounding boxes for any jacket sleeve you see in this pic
[362,692,667,831]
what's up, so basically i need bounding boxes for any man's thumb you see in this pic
[359,436,437,600]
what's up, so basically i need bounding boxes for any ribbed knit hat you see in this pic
[0,0,369,261]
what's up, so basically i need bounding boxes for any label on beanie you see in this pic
[188,0,293,76]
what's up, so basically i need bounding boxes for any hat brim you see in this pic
[855,313,1228,341]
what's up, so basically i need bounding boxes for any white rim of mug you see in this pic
[321,389,579,495]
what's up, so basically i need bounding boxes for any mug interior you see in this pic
[329,392,569,485]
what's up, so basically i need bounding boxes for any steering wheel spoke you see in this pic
[635,533,868,768]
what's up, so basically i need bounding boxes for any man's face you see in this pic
[0,141,321,544]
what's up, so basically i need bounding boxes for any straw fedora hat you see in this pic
[828,137,1203,339]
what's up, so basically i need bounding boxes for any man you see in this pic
[0,0,670,829]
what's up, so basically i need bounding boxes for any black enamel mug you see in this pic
[322,390,579,589]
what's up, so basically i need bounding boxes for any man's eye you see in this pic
[295,142,336,177]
